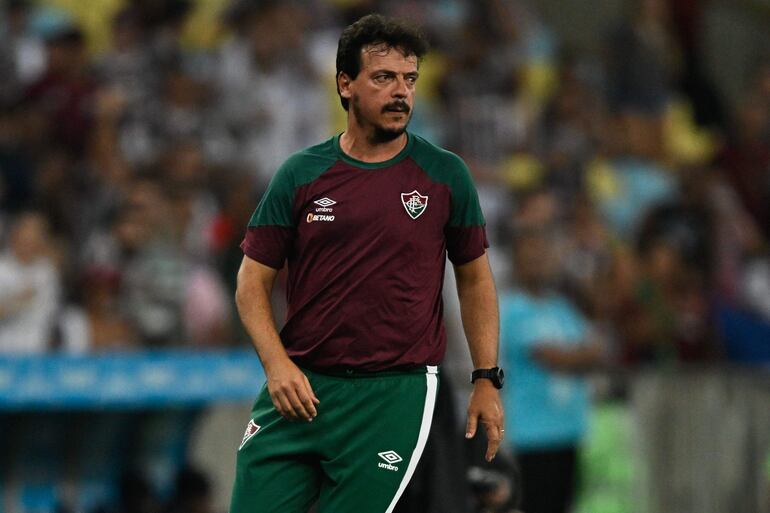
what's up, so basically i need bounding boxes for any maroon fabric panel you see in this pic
[445,225,489,265]
[276,159,452,371]
[240,226,294,269]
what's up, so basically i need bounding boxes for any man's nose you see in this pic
[392,76,408,98]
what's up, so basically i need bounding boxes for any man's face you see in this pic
[339,44,419,142]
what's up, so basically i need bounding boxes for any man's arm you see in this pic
[531,341,604,373]
[453,253,504,462]
[235,256,319,422]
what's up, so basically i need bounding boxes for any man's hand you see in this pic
[465,379,505,462]
[265,358,320,422]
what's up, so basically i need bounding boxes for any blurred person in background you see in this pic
[24,22,96,157]
[77,201,158,351]
[160,140,221,261]
[608,165,718,365]
[718,85,770,241]
[587,109,678,241]
[74,266,137,351]
[0,0,765,511]
[142,0,193,70]
[499,192,602,513]
[116,176,230,347]
[0,210,61,352]
[96,5,160,167]
[0,98,35,215]
[117,177,188,346]
[536,58,605,204]
[0,0,45,102]
[154,62,232,163]
[559,195,613,318]
[438,0,553,172]
[606,0,681,160]
[607,239,711,365]
[34,146,92,244]
[215,0,329,186]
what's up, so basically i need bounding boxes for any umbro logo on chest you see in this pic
[307,197,337,222]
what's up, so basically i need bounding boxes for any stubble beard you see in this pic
[351,94,411,144]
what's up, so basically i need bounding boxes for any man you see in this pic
[230,14,503,513]
[500,222,602,513]
[0,211,61,353]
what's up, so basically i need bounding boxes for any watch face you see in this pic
[496,367,505,386]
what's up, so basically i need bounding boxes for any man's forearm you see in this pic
[235,256,319,421]
[532,342,604,373]
[454,255,499,369]
[235,259,290,372]
[455,254,504,461]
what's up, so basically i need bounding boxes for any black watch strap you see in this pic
[471,367,504,389]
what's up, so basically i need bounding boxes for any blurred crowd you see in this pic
[1,0,769,512]
[0,0,766,363]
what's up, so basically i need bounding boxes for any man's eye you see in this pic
[374,75,390,83]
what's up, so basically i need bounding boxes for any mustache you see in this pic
[382,101,410,114]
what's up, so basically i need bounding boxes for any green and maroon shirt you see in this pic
[241,132,488,371]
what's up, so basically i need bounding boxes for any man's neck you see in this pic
[339,120,407,163]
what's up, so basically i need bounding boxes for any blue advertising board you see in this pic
[0,350,265,409]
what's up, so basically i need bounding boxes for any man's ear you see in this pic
[337,72,352,100]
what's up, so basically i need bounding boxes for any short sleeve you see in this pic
[240,161,297,269]
[444,155,488,264]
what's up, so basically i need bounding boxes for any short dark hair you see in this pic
[335,14,429,111]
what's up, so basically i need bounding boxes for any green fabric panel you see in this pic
[408,134,486,227]
[231,369,436,513]
[247,139,338,227]
[333,132,414,169]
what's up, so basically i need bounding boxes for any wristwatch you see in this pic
[471,367,505,389]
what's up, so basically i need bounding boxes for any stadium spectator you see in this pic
[214,0,329,185]
[0,1,767,510]
[0,0,45,104]
[0,210,61,352]
[96,6,160,167]
[76,265,137,351]
[24,23,96,157]
[499,202,603,513]
[718,91,770,240]
[606,0,680,117]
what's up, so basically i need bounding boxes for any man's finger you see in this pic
[286,387,313,421]
[484,422,503,462]
[270,396,285,417]
[485,437,501,462]
[275,392,299,420]
[296,381,318,420]
[303,375,321,406]
[465,413,478,439]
